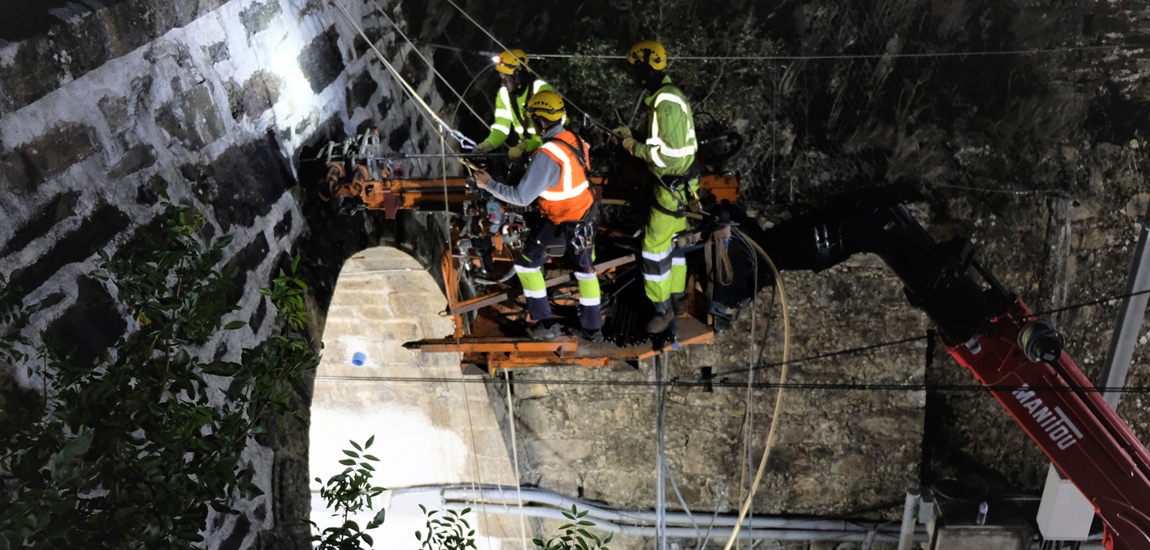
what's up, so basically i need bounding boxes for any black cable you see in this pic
[315,375,1150,394]
[1033,287,1150,317]
[715,285,1150,379]
[328,276,1150,395]
[713,335,931,378]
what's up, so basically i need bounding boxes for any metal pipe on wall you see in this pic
[442,503,931,543]
[1099,198,1150,410]
[440,487,888,532]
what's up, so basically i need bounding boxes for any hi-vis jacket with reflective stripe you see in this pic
[483,79,556,151]
[633,76,697,179]
[536,131,594,224]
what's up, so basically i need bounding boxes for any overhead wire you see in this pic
[424,42,1137,61]
[329,0,475,148]
[451,64,497,133]
[315,279,1150,393]
[369,0,491,131]
[313,375,1150,394]
[441,0,619,135]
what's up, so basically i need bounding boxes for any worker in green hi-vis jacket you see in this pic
[474,49,565,160]
[613,40,700,334]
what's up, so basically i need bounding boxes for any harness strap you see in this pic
[653,201,687,218]
[542,133,590,174]
[705,225,734,300]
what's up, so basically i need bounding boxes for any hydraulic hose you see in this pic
[722,227,791,550]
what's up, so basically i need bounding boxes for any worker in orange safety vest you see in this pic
[475,91,602,342]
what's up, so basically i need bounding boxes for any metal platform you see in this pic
[408,315,713,372]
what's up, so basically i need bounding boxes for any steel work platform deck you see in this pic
[408,315,713,373]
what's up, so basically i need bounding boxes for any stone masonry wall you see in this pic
[491,0,1150,532]
[0,1,454,547]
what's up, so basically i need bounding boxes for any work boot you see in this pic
[647,308,674,333]
[672,293,687,316]
[526,322,561,342]
[571,327,605,343]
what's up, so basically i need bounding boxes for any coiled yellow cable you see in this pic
[722,228,790,550]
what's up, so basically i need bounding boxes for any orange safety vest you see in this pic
[534,130,594,224]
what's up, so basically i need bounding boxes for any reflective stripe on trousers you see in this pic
[515,218,602,330]
[642,182,696,306]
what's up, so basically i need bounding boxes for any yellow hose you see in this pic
[601,198,792,542]
[722,227,790,550]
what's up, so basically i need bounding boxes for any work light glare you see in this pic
[492,55,501,64]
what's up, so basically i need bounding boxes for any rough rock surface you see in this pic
[3,0,1150,547]
[0,0,452,547]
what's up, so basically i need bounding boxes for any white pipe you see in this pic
[897,488,921,550]
[442,488,889,532]
[443,503,931,543]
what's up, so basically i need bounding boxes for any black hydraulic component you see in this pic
[722,195,1015,346]
[1018,319,1066,363]
[698,131,744,172]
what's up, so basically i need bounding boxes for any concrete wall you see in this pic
[311,246,523,549]
[0,0,453,547]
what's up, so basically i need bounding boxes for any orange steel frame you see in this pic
[330,166,734,373]
[327,168,739,218]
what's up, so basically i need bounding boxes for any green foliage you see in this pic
[0,199,320,549]
[312,437,387,549]
[544,0,778,128]
[415,505,476,550]
[0,272,36,367]
[532,506,612,550]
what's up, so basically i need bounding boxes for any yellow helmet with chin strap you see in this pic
[495,49,529,75]
[628,40,667,71]
[524,90,565,121]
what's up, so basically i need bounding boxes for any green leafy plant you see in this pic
[0,198,319,549]
[533,506,612,550]
[416,505,476,550]
[312,437,387,549]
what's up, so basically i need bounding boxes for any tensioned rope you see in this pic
[426,42,1137,61]
[439,129,496,550]
[330,0,475,148]
[369,0,490,131]
[441,0,618,135]
[504,375,531,550]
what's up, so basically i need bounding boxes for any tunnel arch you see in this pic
[308,244,522,548]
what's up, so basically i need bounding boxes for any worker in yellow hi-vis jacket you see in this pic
[613,40,700,334]
[474,50,565,160]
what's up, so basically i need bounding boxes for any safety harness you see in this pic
[651,159,703,218]
[539,132,598,256]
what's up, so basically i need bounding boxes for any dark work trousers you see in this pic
[513,217,602,331]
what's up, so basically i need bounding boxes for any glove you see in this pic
[508,141,530,159]
[622,137,638,155]
[612,126,632,141]
[475,141,494,153]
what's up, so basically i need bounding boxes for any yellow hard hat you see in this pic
[628,40,667,71]
[525,90,565,121]
[495,49,529,75]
